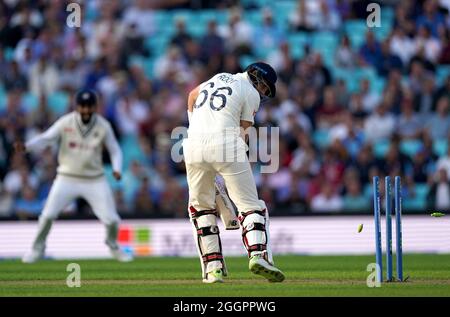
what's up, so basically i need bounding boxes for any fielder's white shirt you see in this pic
[25,112,122,178]
[188,72,260,137]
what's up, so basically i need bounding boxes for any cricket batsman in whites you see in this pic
[16,89,132,263]
[183,62,285,283]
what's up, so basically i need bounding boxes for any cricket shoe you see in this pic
[22,248,45,264]
[202,269,224,284]
[249,254,285,282]
[110,247,133,262]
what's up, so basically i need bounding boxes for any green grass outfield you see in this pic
[0,254,449,296]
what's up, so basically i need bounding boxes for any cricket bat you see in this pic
[215,178,240,230]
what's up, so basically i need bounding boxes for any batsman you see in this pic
[183,62,285,283]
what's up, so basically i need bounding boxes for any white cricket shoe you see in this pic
[249,254,285,282]
[110,248,133,262]
[202,269,224,284]
[22,249,44,264]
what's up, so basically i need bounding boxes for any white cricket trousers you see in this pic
[183,135,265,212]
[41,174,120,224]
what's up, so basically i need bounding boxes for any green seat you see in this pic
[344,20,367,37]
[287,33,309,58]
[312,32,338,51]
[373,17,392,41]
[142,58,155,80]
[363,184,373,200]
[22,92,39,112]
[433,139,448,157]
[373,139,390,158]
[104,165,122,191]
[48,91,69,116]
[0,87,5,111]
[4,47,14,61]
[436,65,450,86]
[348,32,365,49]
[240,55,256,70]
[244,10,262,25]
[415,183,430,198]
[371,77,386,95]
[186,24,207,38]
[403,195,426,211]
[120,135,146,169]
[145,35,171,56]
[381,6,394,24]
[400,139,422,157]
[312,129,330,149]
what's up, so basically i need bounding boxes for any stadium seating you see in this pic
[400,139,423,158]
[433,139,448,157]
[48,91,69,116]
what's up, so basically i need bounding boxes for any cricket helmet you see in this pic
[245,62,277,98]
[75,89,98,107]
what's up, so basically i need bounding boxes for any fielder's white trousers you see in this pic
[41,174,120,224]
[183,135,265,213]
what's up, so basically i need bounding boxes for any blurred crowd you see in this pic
[1,0,450,219]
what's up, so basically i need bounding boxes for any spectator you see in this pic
[115,90,149,136]
[316,86,344,129]
[436,146,450,180]
[390,26,417,65]
[14,186,43,220]
[416,0,446,38]
[410,149,435,183]
[311,182,343,212]
[218,8,253,55]
[267,41,295,75]
[364,103,396,142]
[200,20,225,69]
[122,0,156,37]
[349,93,369,127]
[359,31,381,67]
[154,45,189,80]
[407,60,432,95]
[2,60,28,91]
[425,96,450,139]
[416,76,436,118]
[134,177,155,216]
[120,22,150,62]
[439,29,450,64]
[427,168,450,210]
[59,58,85,92]
[397,97,422,139]
[343,177,369,212]
[289,0,315,32]
[170,17,193,57]
[376,40,403,77]
[353,144,377,185]
[359,78,381,112]
[0,183,13,217]
[28,53,59,98]
[3,158,39,196]
[413,25,442,63]
[253,8,284,56]
[335,35,358,68]
[316,0,341,31]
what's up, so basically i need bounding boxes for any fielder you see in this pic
[183,62,285,283]
[16,89,132,263]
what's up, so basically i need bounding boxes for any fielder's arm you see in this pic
[21,120,62,152]
[104,123,123,181]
